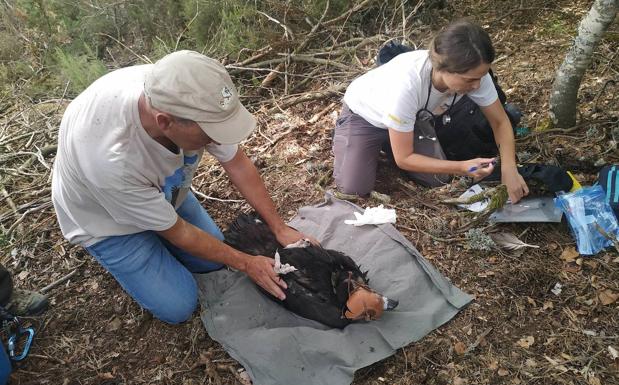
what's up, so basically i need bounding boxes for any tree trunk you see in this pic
[549,0,618,128]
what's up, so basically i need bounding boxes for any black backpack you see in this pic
[376,41,520,161]
[482,163,575,194]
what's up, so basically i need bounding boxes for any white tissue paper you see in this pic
[344,205,397,226]
[273,250,297,275]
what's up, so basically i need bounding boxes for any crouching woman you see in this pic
[332,20,529,203]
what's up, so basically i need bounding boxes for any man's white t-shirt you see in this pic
[51,65,238,247]
[343,50,498,132]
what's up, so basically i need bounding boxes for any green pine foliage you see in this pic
[300,0,350,19]
[1,0,396,97]
[53,45,108,96]
[181,1,269,55]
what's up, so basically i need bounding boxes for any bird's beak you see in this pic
[383,297,399,311]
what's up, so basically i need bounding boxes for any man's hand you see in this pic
[158,218,289,300]
[273,225,319,247]
[502,167,529,203]
[244,255,288,300]
[223,150,320,247]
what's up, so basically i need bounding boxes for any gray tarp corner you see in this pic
[197,192,472,385]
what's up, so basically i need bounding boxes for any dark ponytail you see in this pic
[429,20,495,74]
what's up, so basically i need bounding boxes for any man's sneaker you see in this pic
[5,288,49,316]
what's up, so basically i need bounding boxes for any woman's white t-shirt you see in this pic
[343,50,498,132]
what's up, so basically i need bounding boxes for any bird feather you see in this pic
[490,232,539,250]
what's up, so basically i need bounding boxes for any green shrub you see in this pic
[0,233,9,249]
[180,0,271,56]
[0,31,24,61]
[126,0,187,51]
[540,15,576,38]
[298,0,350,20]
[53,45,108,95]
[2,0,397,97]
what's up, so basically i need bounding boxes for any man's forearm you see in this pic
[158,216,287,299]
[222,150,287,233]
[158,217,251,272]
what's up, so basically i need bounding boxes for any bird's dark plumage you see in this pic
[223,213,396,328]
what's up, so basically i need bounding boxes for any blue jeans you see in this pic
[0,347,9,385]
[86,193,224,324]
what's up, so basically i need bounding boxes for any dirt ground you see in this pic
[2,1,618,384]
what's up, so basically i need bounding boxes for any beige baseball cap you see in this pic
[144,50,255,145]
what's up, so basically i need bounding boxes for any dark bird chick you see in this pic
[224,213,398,328]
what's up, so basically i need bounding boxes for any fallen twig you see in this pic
[333,190,359,202]
[594,222,619,253]
[516,120,614,143]
[274,84,347,110]
[323,0,378,27]
[6,200,53,238]
[398,224,465,243]
[261,0,331,88]
[40,261,86,294]
[399,180,442,211]
[465,327,493,354]
[191,188,245,203]
[309,102,337,123]
[232,45,273,67]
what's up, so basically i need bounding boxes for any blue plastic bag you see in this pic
[598,164,619,219]
[554,185,619,255]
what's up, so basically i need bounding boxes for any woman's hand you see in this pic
[244,255,288,300]
[461,157,497,180]
[502,167,529,203]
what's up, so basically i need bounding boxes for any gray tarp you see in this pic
[197,193,472,385]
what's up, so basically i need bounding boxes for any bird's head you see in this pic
[343,286,398,321]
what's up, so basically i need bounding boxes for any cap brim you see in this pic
[197,104,256,145]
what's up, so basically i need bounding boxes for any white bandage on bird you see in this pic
[273,250,298,275]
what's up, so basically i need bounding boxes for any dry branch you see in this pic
[236,55,353,71]
[6,200,53,237]
[40,262,86,294]
[322,0,379,27]
[260,0,331,88]
[273,84,347,110]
